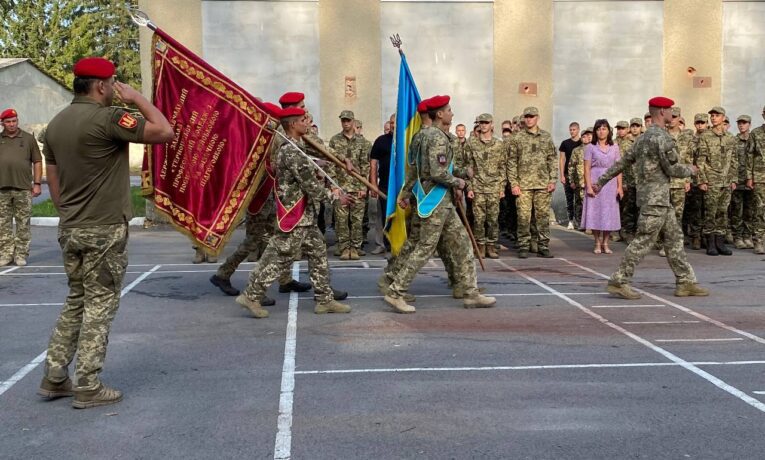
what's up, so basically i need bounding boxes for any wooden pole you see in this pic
[455,191,485,271]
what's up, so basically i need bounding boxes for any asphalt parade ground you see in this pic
[1,225,764,459]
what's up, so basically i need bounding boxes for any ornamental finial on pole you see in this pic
[129,8,157,31]
[389,33,403,56]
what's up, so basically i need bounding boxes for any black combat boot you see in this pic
[705,235,718,256]
[715,235,732,256]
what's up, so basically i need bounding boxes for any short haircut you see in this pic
[502,120,512,126]
[456,123,465,129]
[569,122,580,128]
[73,77,98,95]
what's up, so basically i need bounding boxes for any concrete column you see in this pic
[138,0,202,97]
[663,0,723,117]
[494,0,553,130]
[318,0,382,137]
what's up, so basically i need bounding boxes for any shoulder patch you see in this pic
[437,153,447,165]
[117,112,138,130]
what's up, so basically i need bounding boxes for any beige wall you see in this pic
[318,0,381,138]
[494,0,554,131]
[663,0,723,119]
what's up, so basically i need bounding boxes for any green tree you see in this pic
[0,0,140,89]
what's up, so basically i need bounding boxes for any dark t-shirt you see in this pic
[0,130,42,189]
[43,96,146,227]
[559,138,582,178]
[370,132,393,193]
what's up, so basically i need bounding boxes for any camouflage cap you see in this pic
[694,113,708,123]
[644,112,651,119]
[724,116,730,123]
[583,126,594,134]
[523,106,539,117]
[708,106,725,115]
[354,119,363,127]
[615,120,629,129]
[671,107,682,117]
[476,113,493,122]
[629,118,643,127]
[339,110,355,120]
[512,116,520,124]
[737,114,751,123]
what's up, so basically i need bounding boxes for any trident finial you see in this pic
[389,34,403,55]
[129,8,157,30]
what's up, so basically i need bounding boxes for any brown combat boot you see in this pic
[72,384,123,409]
[734,238,746,249]
[349,248,360,260]
[192,248,205,264]
[463,293,496,309]
[314,300,351,314]
[384,294,416,314]
[486,245,499,259]
[339,248,351,260]
[754,240,765,254]
[606,282,642,300]
[235,294,269,318]
[476,243,485,258]
[37,377,73,399]
[674,283,710,297]
[743,238,754,249]
[380,283,416,302]
[691,236,701,250]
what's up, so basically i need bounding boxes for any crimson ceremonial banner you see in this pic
[141,28,274,254]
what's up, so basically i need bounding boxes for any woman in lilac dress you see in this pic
[582,119,623,254]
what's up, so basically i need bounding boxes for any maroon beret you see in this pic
[261,102,283,118]
[278,92,305,107]
[280,107,306,119]
[417,100,429,114]
[73,57,115,79]
[426,95,450,110]
[648,96,674,108]
[0,108,18,120]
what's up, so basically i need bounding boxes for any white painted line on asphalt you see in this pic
[545,281,603,285]
[655,338,745,343]
[558,257,765,345]
[296,292,609,300]
[274,262,300,460]
[591,304,665,309]
[295,360,765,376]
[0,266,19,275]
[493,260,765,414]
[0,264,161,398]
[754,391,765,395]
[0,303,60,307]
[623,321,702,325]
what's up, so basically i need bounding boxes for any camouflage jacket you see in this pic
[465,135,508,194]
[668,128,694,188]
[567,144,585,189]
[597,125,694,208]
[506,128,557,190]
[615,136,635,186]
[696,128,737,187]
[276,137,337,227]
[328,132,371,192]
[453,137,471,173]
[417,127,469,207]
[735,133,750,186]
[398,125,436,201]
[746,124,765,183]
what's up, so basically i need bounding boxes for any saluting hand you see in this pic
[113,81,142,105]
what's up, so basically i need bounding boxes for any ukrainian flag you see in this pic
[384,52,421,256]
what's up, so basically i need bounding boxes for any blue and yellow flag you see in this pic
[384,53,421,255]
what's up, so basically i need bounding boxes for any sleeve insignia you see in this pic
[117,113,138,130]
[437,154,447,165]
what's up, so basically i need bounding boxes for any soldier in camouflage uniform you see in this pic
[746,105,765,254]
[594,97,708,300]
[568,127,593,229]
[684,114,708,249]
[507,107,557,258]
[465,113,507,258]
[383,96,495,313]
[237,107,354,318]
[329,110,371,260]
[0,108,42,266]
[730,115,754,249]
[39,57,174,408]
[696,107,738,256]
[658,107,694,256]
[618,118,641,241]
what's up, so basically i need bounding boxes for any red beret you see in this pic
[426,95,450,110]
[0,108,18,120]
[73,57,115,79]
[648,96,674,108]
[261,102,283,118]
[417,100,429,114]
[278,92,305,107]
[280,107,305,119]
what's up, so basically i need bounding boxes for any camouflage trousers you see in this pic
[702,186,732,236]
[620,186,638,235]
[334,199,366,250]
[572,187,584,228]
[0,188,32,259]
[389,204,477,297]
[611,205,696,286]
[684,186,705,238]
[472,192,500,245]
[516,189,551,250]
[244,224,332,304]
[659,188,686,244]
[751,186,765,242]
[729,187,754,239]
[44,223,128,390]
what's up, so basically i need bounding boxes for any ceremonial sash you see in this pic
[414,161,453,218]
[275,183,307,232]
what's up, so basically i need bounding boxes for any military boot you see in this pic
[743,238,754,249]
[356,247,366,256]
[349,248,360,260]
[537,248,554,258]
[210,275,240,296]
[658,248,666,257]
[380,283,416,302]
[377,274,392,292]
[463,293,496,309]
[384,294,416,314]
[734,238,746,249]
[754,240,765,255]
[192,248,205,264]
[486,245,499,259]
[691,236,701,250]
[279,280,312,293]
[674,283,710,297]
[518,249,529,259]
[530,241,538,254]
[332,288,348,300]
[339,248,351,260]
[476,244,485,259]
[72,384,123,409]
[725,231,734,244]
[333,246,342,257]
[715,235,732,256]
[37,377,73,399]
[314,300,351,314]
[206,255,217,263]
[606,282,642,300]
[235,294,269,318]
[452,286,485,299]
[705,236,719,256]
